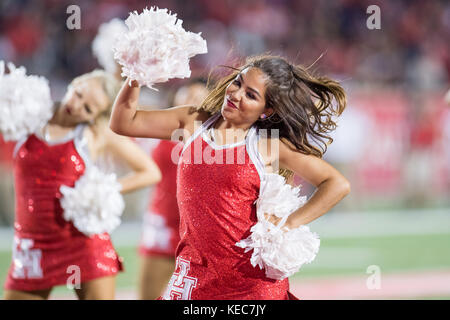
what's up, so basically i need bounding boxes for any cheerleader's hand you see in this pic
[264,212,295,232]
[263,213,290,232]
[264,212,281,225]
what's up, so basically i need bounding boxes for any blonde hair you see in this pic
[70,69,122,118]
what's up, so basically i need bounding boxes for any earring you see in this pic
[260,114,267,119]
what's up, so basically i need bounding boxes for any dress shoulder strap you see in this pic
[181,111,222,154]
[245,127,267,183]
[73,123,92,168]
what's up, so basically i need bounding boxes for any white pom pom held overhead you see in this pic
[0,61,54,141]
[236,173,321,280]
[59,166,125,237]
[113,6,208,90]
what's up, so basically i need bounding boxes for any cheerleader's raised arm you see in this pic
[109,78,206,140]
[109,7,208,140]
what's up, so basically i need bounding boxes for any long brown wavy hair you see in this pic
[199,54,347,178]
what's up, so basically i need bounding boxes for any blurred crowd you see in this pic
[0,0,449,223]
[0,0,449,94]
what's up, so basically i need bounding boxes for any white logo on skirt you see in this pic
[12,237,43,279]
[162,257,197,300]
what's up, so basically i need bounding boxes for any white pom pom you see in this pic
[60,166,124,237]
[236,173,320,280]
[256,173,307,219]
[0,61,53,141]
[236,221,320,280]
[92,18,128,74]
[113,7,208,90]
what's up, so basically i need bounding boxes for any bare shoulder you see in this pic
[257,136,304,172]
[278,137,298,155]
[177,105,213,135]
[98,118,132,145]
[85,118,125,151]
[82,121,105,161]
[277,137,317,165]
[87,117,111,138]
[256,136,283,172]
[257,136,295,157]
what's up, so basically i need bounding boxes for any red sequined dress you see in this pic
[4,124,123,291]
[161,112,297,300]
[139,139,182,258]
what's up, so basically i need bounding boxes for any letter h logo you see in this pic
[163,257,198,300]
[12,237,43,279]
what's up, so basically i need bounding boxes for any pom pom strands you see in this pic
[256,173,307,218]
[60,166,124,237]
[92,18,128,74]
[113,7,208,90]
[236,173,320,280]
[0,61,53,141]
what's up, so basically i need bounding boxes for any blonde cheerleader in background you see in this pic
[0,64,161,300]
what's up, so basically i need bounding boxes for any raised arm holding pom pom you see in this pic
[110,53,351,300]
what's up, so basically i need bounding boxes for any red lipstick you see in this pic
[227,99,238,109]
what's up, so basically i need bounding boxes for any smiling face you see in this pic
[221,67,272,127]
[59,78,110,126]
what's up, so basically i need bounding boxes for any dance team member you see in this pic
[138,79,209,300]
[110,55,351,300]
[4,70,161,300]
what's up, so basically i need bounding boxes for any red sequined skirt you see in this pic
[160,255,299,300]
[4,232,123,291]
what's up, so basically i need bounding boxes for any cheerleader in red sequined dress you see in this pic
[138,80,208,299]
[3,70,161,300]
[110,55,351,300]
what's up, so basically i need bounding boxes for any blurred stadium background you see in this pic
[0,0,449,299]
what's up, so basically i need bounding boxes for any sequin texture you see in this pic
[5,132,123,291]
[164,116,294,300]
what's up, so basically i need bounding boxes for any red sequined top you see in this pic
[162,112,293,300]
[13,133,86,236]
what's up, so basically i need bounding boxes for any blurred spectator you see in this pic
[0,0,447,92]
[404,100,438,207]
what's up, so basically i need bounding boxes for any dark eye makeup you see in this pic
[84,104,92,114]
[232,79,256,100]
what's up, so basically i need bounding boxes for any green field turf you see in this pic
[294,233,450,278]
[1,232,449,299]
